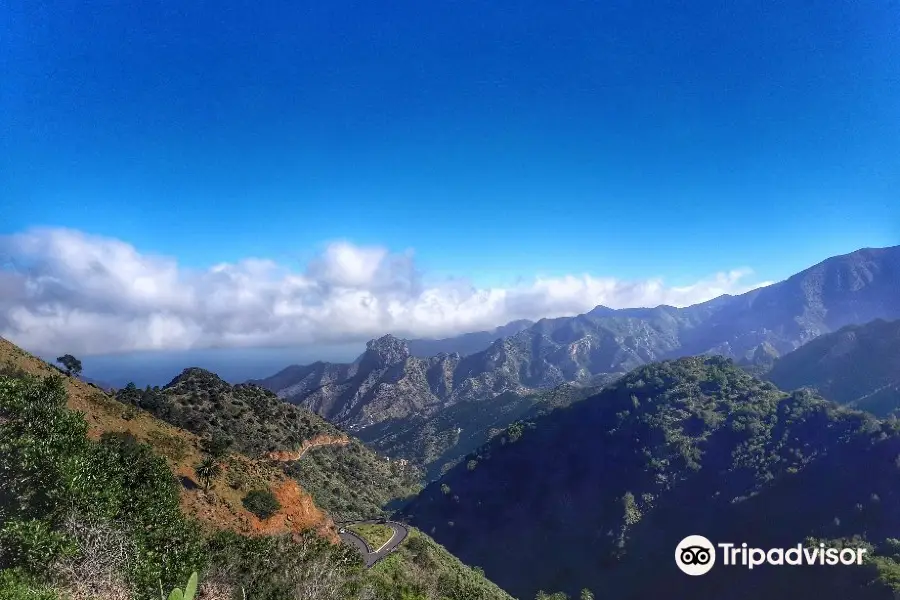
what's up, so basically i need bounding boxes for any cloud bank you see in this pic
[0,228,773,356]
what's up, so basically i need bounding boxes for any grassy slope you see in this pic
[368,528,515,600]
[0,337,336,541]
[349,524,394,550]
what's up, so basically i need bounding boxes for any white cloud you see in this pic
[0,228,774,356]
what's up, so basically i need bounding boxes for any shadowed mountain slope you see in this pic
[767,318,900,417]
[403,356,900,600]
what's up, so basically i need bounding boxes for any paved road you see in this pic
[337,519,409,568]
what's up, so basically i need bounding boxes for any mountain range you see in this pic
[4,243,900,600]
[405,320,536,358]
[403,245,899,362]
[255,245,900,476]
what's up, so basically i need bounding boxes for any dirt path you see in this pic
[268,434,350,462]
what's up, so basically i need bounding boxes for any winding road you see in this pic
[337,519,409,568]
[269,439,407,567]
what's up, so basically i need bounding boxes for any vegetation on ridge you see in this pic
[360,380,613,480]
[0,339,515,600]
[404,356,900,600]
[116,368,422,521]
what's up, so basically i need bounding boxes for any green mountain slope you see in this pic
[257,245,900,475]
[367,528,514,600]
[0,372,365,600]
[0,340,514,600]
[767,319,900,417]
[116,367,422,520]
[360,380,615,480]
[403,357,900,600]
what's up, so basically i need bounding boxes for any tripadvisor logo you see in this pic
[676,535,716,575]
[675,535,868,576]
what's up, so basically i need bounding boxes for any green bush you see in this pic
[205,531,364,600]
[242,489,281,520]
[0,519,76,574]
[0,375,91,524]
[0,375,205,599]
[0,569,61,600]
[200,433,233,459]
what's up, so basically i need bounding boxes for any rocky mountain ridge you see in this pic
[256,246,900,456]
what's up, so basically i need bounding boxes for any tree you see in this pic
[622,491,642,525]
[201,433,233,459]
[55,355,82,377]
[242,489,281,520]
[507,422,525,443]
[580,589,594,600]
[194,456,222,491]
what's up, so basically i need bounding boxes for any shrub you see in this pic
[0,375,91,524]
[55,355,82,377]
[201,433,233,459]
[0,519,76,574]
[506,422,524,443]
[51,515,136,600]
[121,404,140,421]
[242,489,281,520]
[194,456,223,491]
[204,531,364,600]
[0,569,61,600]
[0,374,206,600]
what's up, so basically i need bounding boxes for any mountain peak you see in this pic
[363,334,411,366]
[164,367,226,389]
[587,305,615,316]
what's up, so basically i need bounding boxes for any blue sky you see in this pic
[4,0,898,283]
[1,0,899,374]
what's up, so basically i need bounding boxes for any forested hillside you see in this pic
[404,357,900,600]
[116,367,422,521]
